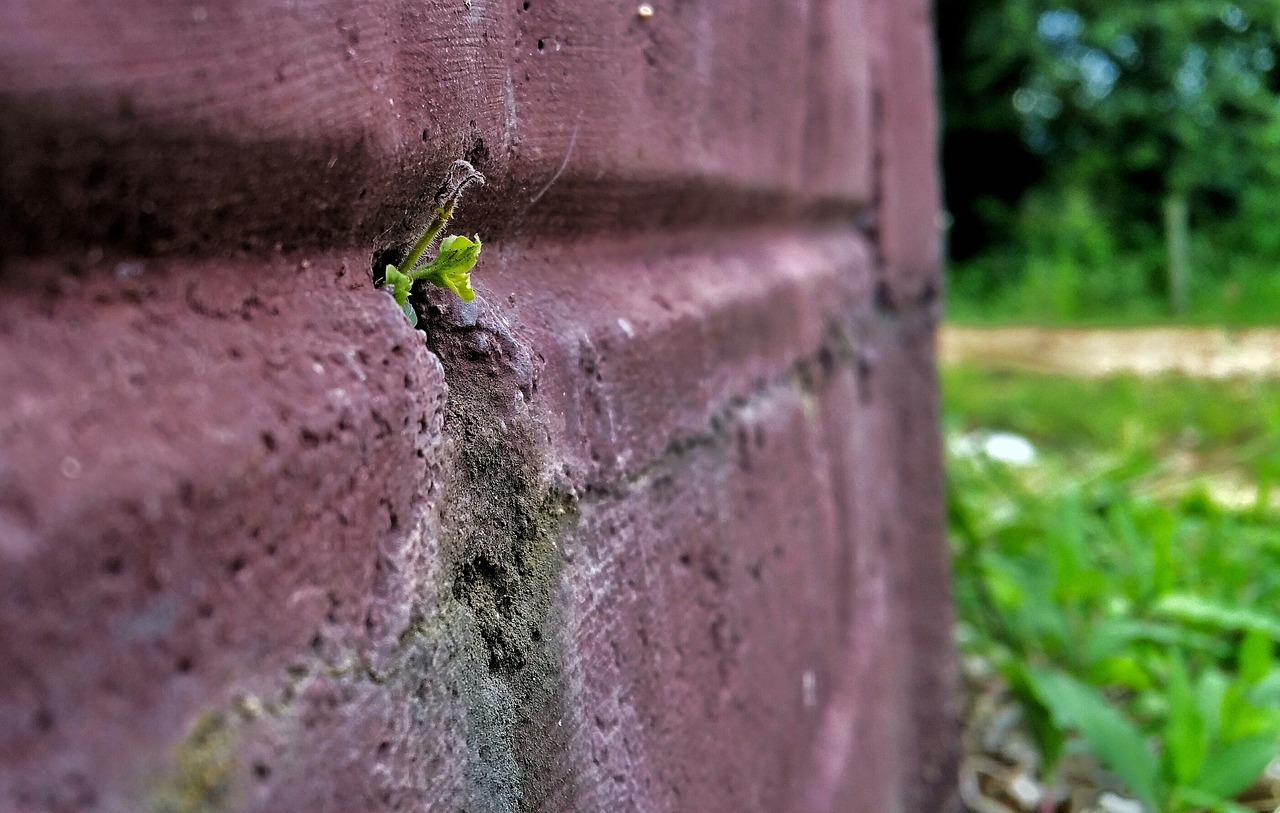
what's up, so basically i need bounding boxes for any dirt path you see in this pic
[940,325,1280,377]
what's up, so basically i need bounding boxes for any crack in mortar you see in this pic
[574,315,868,502]
[147,297,901,813]
[144,286,580,813]
[401,297,885,811]
[414,291,580,813]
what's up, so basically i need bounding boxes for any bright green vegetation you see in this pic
[383,160,485,326]
[948,254,1280,327]
[944,365,1280,477]
[946,364,1280,811]
[939,1,1280,795]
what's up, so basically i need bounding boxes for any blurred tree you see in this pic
[940,0,1048,265]
[942,0,1280,316]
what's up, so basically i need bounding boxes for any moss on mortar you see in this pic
[149,712,235,813]
[419,291,579,812]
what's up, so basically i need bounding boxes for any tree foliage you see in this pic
[943,0,1280,318]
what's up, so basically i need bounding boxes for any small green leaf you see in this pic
[1196,668,1229,746]
[1189,734,1276,800]
[384,264,413,306]
[1154,594,1280,639]
[1028,667,1162,807]
[1219,682,1273,741]
[1165,652,1207,786]
[412,233,480,301]
[1238,630,1272,687]
[1005,661,1066,773]
[401,300,418,327]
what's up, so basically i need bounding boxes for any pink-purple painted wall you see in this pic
[0,0,958,810]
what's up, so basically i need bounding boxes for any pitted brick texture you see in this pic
[0,0,957,811]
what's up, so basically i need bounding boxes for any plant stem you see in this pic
[399,161,485,276]
[401,198,456,276]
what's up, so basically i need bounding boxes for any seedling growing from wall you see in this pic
[382,160,485,326]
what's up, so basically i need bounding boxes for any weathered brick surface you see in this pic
[869,0,946,307]
[0,0,957,811]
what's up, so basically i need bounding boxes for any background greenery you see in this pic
[946,366,1280,811]
[941,0,1280,323]
[940,2,1280,809]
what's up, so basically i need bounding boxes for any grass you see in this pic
[945,362,1280,812]
[946,258,1280,328]
[944,366,1280,480]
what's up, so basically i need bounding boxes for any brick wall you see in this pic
[0,0,958,810]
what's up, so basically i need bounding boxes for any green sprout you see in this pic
[382,160,485,326]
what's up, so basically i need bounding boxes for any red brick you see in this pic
[0,0,956,810]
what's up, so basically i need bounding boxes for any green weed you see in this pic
[382,160,485,326]
[948,365,1280,811]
